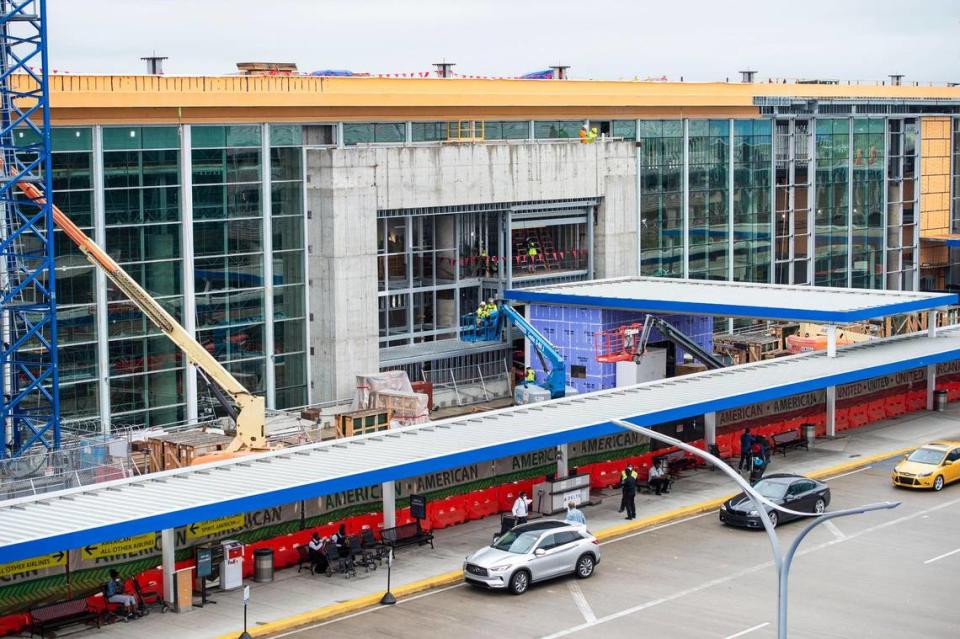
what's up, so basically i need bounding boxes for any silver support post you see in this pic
[682,119,690,279]
[556,443,569,478]
[382,480,396,529]
[928,310,937,338]
[180,125,198,424]
[927,363,937,410]
[826,325,837,358]
[635,139,642,276]
[826,386,836,437]
[92,126,111,434]
[262,125,276,409]
[704,411,717,447]
[161,528,176,606]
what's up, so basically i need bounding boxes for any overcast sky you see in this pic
[47,0,960,83]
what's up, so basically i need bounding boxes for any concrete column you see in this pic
[381,481,396,529]
[586,206,595,279]
[927,363,937,410]
[161,528,176,605]
[92,126,111,435]
[704,412,717,447]
[826,325,837,358]
[556,444,569,478]
[928,310,938,338]
[826,386,836,437]
[180,125,198,424]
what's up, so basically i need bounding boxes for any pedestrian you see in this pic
[564,501,587,527]
[648,461,668,495]
[512,490,532,525]
[105,569,138,620]
[526,240,538,273]
[739,428,753,470]
[620,464,638,520]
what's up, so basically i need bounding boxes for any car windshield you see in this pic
[907,448,945,465]
[492,530,541,554]
[752,479,789,500]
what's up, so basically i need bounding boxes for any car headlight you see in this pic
[489,564,512,572]
[748,510,759,517]
[918,472,933,478]
[720,503,727,511]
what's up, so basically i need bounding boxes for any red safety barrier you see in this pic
[465,488,499,521]
[947,381,960,402]
[867,398,886,423]
[884,394,906,419]
[497,482,523,512]
[428,496,468,529]
[0,613,29,636]
[835,407,850,431]
[848,403,869,429]
[590,461,621,489]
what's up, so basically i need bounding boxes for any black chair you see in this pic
[348,535,377,572]
[323,542,356,578]
[361,529,389,565]
[132,578,168,614]
[296,545,314,575]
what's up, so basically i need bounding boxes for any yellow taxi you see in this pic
[892,441,960,491]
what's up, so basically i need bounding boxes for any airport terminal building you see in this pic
[36,72,960,429]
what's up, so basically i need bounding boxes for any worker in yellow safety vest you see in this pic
[484,297,497,318]
[524,367,536,385]
[526,241,538,273]
[586,127,598,143]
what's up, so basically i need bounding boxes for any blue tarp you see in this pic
[520,69,554,79]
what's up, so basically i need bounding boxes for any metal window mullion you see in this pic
[787,121,796,282]
[913,124,921,291]
[881,117,889,285]
[261,125,275,408]
[635,123,642,277]
[847,118,854,288]
[682,119,690,279]
[180,125,198,423]
[770,120,777,284]
[91,125,111,434]
[727,119,734,282]
[301,144,312,404]
[807,119,816,286]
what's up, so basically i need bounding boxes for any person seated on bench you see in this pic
[648,461,670,495]
[307,532,329,574]
[106,570,139,620]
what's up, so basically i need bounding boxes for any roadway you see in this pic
[270,454,960,638]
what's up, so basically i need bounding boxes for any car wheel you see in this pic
[767,511,779,528]
[933,475,945,492]
[575,554,595,579]
[813,498,826,515]
[508,570,530,595]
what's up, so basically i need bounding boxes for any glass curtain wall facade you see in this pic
[851,120,885,289]
[639,120,684,277]
[24,124,308,430]
[774,119,812,285]
[733,120,772,282]
[687,120,729,280]
[954,118,960,234]
[814,119,850,287]
[886,118,920,290]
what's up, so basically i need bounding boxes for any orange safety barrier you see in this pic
[884,394,906,419]
[835,407,850,431]
[907,389,926,412]
[428,496,468,529]
[947,381,960,402]
[848,403,869,429]
[465,488,499,520]
[590,462,622,489]
[0,613,29,636]
[867,398,886,423]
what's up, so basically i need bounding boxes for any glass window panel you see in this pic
[274,286,306,320]
[226,125,262,147]
[141,149,179,187]
[51,152,92,191]
[274,250,304,285]
[411,122,447,142]
[272,215,304,251]
[374,122,405,143]
[103,151,141,189]
[51,127,92,152]
[141,127,180,150]
[270,147,301,181]
[342,123,374,146]
[274,319,306,354]
[270,125,302,147]
[192,126,227,149]
[103,127,141,150]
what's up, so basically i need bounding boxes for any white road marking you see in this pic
[724,622,770,639]
[824,520,846,540]
[824,466,872,480]
[600,511,714,545]
[567,581,597,624]
[540,496,960,639]
[924,547,960,565]
[271,583,466,637]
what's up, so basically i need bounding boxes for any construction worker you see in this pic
[478,245,489,277]
[524,367,536,385]
[586,127,598,143]
[484,297,497,317]
[475,300,488,327]
[526,241,538,273]
[578,127,588,144]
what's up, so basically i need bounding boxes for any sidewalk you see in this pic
[83,405,960,639]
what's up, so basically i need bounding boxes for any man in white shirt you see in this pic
[512,491,532,525]
[649,463,669,495]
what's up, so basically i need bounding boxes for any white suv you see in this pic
[463,520,600,595]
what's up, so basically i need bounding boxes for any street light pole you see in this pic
[611,419,899,639]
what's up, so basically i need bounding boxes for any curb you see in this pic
[230,446,911,638]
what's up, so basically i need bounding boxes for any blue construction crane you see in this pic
[0,0,59,457]
[499,303,567,400]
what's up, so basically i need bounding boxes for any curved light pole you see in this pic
[612,419,899,639]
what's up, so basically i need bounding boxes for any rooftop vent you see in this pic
[433,61,456,78]
[141,55,167,75]
[739,69,757,83]
[889,74,904,86]
[550,65,570,80]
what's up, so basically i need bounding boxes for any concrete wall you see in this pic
[306,140,638,401]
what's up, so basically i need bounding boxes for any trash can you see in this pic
[802,423,816,448]
[934,389,948,412]
[253,548,274,583]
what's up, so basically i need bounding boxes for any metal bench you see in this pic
[30,597,101,638]
[772,429,808,456]
[380,520,434,550]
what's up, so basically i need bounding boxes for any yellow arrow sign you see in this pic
[81,533,156,559]
[0,552,67,578]
[186,514,245,541]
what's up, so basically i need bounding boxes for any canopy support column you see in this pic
[161,528,175,607]
[382,481,396,529]
[927,364,937,411]
[704,412,717,447]
[826,386,836,438]
[557,444,569,477]
[826,325,838,358]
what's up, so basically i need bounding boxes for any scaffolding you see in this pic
[0,0,59,457]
